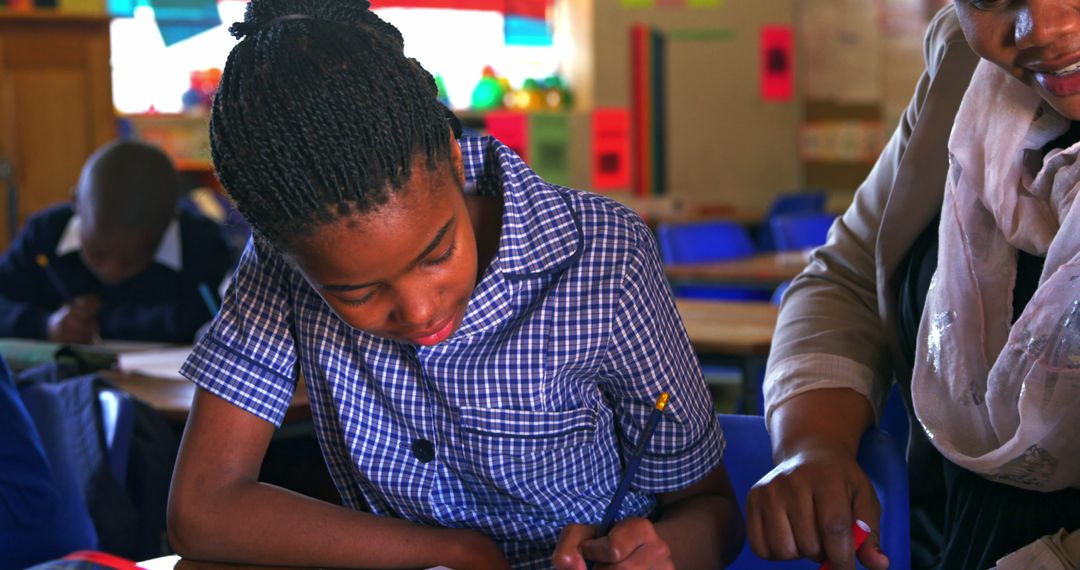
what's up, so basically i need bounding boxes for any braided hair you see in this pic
[211,0,459,249]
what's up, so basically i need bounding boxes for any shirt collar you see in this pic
[56,214,183,272]
[459,136,581,279]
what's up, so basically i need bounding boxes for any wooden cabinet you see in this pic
[0,12,116,250]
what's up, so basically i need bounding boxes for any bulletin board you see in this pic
[573,0,801,214]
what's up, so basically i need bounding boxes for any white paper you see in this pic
[117,347,192,381]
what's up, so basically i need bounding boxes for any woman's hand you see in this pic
[745,441,889,570]
[552,518,673,570]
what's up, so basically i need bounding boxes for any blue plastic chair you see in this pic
[656,220,770,301]
[879,384,910,456]
[758,190,827,251]
[719,414,910,570]
[657,219,757,264]
[770,213,837,252]
[767,190,827,218]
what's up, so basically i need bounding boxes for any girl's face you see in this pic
[954,0,1080,120]
[288,147,479,346]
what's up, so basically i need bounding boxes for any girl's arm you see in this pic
[552,462,743,570]
[168,388,510,570]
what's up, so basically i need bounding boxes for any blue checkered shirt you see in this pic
[181,136,725,569]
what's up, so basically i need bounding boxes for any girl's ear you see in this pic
[449,133,465,188]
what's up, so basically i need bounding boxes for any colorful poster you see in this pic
[592,109,631,191]
[760,25,795,102]
[485,112,529,162]
[620,0,655,8]
[528,113,571,187]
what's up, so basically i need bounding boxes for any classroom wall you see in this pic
[563,0,801,214]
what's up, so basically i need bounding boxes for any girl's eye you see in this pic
[969,0,1009,11]
[341,289,376,307]
[424,240,457,267]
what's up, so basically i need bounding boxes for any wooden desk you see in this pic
[665,251,810,287]
[103,371,310,424]
[676,299,778,357]
[142,555,448,570]
[675,299,779,414]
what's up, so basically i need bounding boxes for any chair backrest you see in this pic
[767,190,827,218]
[769,213,837,252]
[718,414,910,569]
[655,220,756,265]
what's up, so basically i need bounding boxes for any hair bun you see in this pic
[228,20,259,40]
[229,0,375,41]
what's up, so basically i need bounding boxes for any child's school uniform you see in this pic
[181,136,725,568]
[0,204,234,343]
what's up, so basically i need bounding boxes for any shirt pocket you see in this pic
[457,406,601,511]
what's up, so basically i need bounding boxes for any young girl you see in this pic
[166,1,742,568]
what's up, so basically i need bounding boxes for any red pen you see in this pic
[818,519,871,570]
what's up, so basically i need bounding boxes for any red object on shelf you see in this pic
[592,108,631,191]
[761,25,795,102]
[484,111,529,162]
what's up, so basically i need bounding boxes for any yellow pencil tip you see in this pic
[655,392,670,411]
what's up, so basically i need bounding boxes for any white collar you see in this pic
[56,214,183,272]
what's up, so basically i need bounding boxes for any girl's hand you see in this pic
[552,518,673,570]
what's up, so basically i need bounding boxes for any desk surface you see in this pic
[676,299,778,356]
[665,251,810,286]
[104,371,310,424]
[142,555,448,570]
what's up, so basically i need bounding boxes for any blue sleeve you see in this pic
[599,219,725,493]
[180,238,299,426]
[97,215,235,343]
[0,216,57,339]
[0,359,97,567]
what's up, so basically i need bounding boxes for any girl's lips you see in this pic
[407,313,458,346]
[1035,68,1080,98]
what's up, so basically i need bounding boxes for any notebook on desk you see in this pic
[116,346,192,381]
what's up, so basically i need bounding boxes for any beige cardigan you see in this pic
[763,5,980,487]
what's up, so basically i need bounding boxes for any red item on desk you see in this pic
[60,551,142,570]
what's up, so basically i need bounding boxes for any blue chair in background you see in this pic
[758,190,827,251]
[719,414,910,570]
[767,190,827,218]
[770,213,837,252]
[656,220,770,301]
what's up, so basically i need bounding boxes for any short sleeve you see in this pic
[599,220,725,493]
[180,238,299,426]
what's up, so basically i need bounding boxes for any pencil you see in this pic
[35,254,73,301]
[197,282,220,316]
[595,391,670,538]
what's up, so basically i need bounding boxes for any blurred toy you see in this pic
[470,65,507,111]
[181,68,222,114]
[434,74,450,107]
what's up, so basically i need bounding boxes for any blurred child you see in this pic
[0,141,233,344]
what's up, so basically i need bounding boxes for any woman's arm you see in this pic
[168,388,510,570]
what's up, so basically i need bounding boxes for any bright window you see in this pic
[110,3,561,113]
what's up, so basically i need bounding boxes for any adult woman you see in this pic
[750,2,1080,569]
